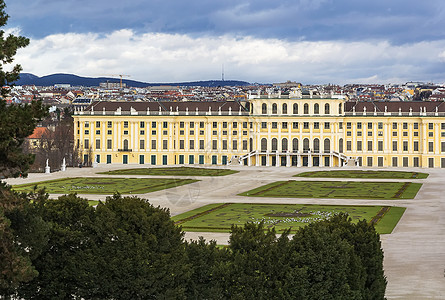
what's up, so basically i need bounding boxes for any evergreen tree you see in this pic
[0,1,47,179]
[87,194,190,299]
[0,185,49,298]
[17,193,95,299]
[0,1,29,94]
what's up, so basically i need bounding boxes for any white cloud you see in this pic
[14,29,445,84]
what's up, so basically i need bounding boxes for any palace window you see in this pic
[272,103,278,114]
[262,103,267,114]
[314,103,319,114]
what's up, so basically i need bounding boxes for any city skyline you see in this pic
[5,0,445,84]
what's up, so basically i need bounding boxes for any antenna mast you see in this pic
[222,64,224,81]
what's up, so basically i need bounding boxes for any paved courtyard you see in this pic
[6,165,445,299]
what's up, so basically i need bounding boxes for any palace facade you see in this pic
[73,97,445,168]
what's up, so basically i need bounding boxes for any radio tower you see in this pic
[222,64,225,81]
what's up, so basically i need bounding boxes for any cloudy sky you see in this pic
[5,0,445,84]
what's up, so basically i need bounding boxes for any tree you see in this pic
[0,98,47,178]
[17,193,95,299]
[88,194,190,299]
[0,1,47,179]
[0,3,27,92]
[0,185,49,298]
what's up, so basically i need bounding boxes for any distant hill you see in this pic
[14,73,251,87]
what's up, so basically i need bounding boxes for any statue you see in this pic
[45,159,50,174]
[61,157,66,172]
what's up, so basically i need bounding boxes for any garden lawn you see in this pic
[12,177,198,194]
[238,180,421,199]
[98,166,238,176]
[172,203,405,234]
[295,170,428,179]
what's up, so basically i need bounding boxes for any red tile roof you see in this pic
[27,127,51,139]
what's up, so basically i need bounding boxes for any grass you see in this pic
[238,180,422,200]
[172,203,405,234]
[295,170,429,179]
[98,166,239,176]
[88,200,100,206]
[373,206,406,234]
[12,177,198,194]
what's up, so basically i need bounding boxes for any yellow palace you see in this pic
[73,97,445,168]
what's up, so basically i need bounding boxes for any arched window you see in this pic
[261,138,267,152]
[282,138,288,152]
[339,138,344,153]
[293,103,298,114]
[292,138,299,152]
[339,103,342,115]
[325,103,330,114]
[313,138,320,153]
[282,103,288,114]
[123,139,129,150]
[314,103,319,115]
[303,138,310,153]
[324,138,330,153]
[272,138,278,152]
[272,103,278,114]
[262,103,267,114]
[304,103,309,114]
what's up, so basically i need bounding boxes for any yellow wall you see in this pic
[73,98,445,168]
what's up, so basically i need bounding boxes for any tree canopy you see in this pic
[0,1,47,179]
[0,1,29,93]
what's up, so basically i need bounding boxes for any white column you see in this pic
[276,152,279,167]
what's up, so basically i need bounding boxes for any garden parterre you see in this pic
[295,170,429,179]
[239,180,421,199]
[173,203,406,234]
[12,177,198,194]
